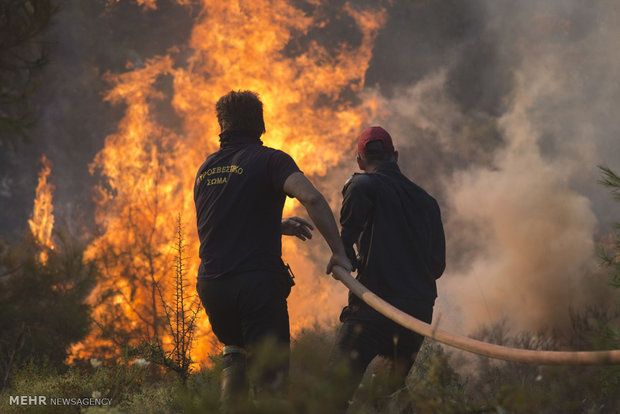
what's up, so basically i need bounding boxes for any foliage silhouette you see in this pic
[0,232,97,390]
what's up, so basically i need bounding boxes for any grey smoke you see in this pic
[357,0,620,334]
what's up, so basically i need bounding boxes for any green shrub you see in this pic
[0,234,97,389]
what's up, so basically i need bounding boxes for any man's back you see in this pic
[340,161,445,306]
[194,136,299,279]
[195,90,351,407]
[332,126,444,410]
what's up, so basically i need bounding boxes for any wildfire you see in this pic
[28,155,56,264]
[72,0,386,366]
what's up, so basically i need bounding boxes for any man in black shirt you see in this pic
[332,126,445,407]
[194,90,351,407]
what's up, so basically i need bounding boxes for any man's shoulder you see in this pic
[201,149,224,165]
[404,180,441,215]
[261,145,292,158]
[195,156,211,175]
[342,172,375,194]
[345,172,371,184]
[406,178,438,203]
[260,146,300,172]
[195,151,220,175]
[205,144,289,163]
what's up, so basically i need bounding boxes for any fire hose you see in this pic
[331,266,620,365]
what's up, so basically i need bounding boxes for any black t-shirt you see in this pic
[194,136,301,279]
[340,162,445,309]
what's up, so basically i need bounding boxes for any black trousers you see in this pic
[331,300,434,406]
[196,270,291,349]
[197,270,292,397]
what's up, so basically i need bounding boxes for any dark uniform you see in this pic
[194,134,300,350]
[335,161,445,384]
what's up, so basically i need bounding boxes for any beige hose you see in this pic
[332,266,620,365]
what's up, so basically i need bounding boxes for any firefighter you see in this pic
[193,90,351,408]
[331,126,446,408]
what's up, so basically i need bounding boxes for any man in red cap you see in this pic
[331,126,446,407]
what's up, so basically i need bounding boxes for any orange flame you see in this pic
[73,0,386,366]
[28,155,55,264]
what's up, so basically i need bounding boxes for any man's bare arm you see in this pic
[283,172,351,274]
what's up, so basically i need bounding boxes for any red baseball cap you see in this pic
[357,126,394,156]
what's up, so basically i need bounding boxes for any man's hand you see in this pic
[282,217,314,241]
[344,245,358,272]
[326,254,353,276]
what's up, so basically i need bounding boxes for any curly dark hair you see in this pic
[215,90,266,137]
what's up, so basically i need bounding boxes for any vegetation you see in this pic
[0,233,97,390]
[0,0,56,144]
[1,327,619,413]
[128,215,201,384]
[598,166,620,289]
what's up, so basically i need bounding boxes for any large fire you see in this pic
[28,155,56,264]
[72,0,386,366]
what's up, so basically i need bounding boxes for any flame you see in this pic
[72,0,385,366]
[28,155,55,264]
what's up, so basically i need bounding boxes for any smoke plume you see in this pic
[358,0,620,334]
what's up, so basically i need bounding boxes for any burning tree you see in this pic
[0,158,96,389]
[77,126,183,358]
[27,155,55,263]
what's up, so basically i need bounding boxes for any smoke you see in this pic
[439,93,602,333]
[355,0,620,334]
